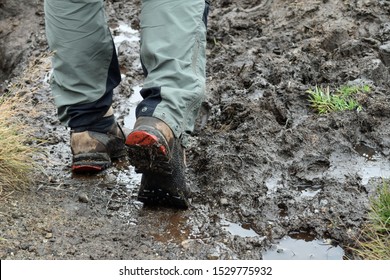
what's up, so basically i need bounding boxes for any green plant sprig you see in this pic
[307,84,370,114]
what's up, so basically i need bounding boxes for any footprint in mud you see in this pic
[289,156,330,178]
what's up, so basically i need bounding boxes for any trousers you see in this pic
[44,0,209,143]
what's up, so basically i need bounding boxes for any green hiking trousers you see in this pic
[44,0,209,143]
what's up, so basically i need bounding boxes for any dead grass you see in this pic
[352,224,390,260]
[0,53,51,196]
[350,181,390,259]
[0,93,38,194]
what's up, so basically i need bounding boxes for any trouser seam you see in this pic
[181,0,207,136]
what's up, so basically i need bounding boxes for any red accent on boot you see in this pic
[126,131,167,155]
[72,165,104,173]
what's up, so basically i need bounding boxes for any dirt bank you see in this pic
[1,0,390,260]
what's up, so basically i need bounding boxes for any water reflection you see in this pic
[262,236,344,260]
[222,220,259,238]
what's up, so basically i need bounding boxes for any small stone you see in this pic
[207,253,220,260]
[181,239,193,249]
[45,233,53,239]
[78,192,89,203]
[220,198,229,206]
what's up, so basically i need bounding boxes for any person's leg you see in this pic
[44,0,125,173]
[126,0,209,208]
[137,0,208,143]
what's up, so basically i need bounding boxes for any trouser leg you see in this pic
[137,0,209,146]
[44,0,121,132]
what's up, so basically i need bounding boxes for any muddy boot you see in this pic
[125,117,189,209]
[71,123,127,173]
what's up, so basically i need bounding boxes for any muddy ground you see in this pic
[1,0,390,260]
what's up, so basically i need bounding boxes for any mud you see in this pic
[1,0,390,260]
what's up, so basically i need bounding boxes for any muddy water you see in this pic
[328,145,390,187]
[263,236,344,260]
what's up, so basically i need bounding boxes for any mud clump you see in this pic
[1,0,390,260]
[0,0,45,83]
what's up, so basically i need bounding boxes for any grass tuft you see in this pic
[307,84,370,114]
[0,93,38,195]
[0,53,52,196]
[351,181,390,259]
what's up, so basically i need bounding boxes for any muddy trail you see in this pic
[1,0,390,260]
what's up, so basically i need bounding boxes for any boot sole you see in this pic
[125,130,172,174]
[138,181,189,209]
[126,130,189,208]
[72,164,108,173]
[72,152,112,174]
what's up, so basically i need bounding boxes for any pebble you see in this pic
[220,198,229,206]
[207,253,220,260]
[181,239,194,249]
[78,192,89,203]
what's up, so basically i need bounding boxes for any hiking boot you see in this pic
[71,123,127,173]
[125,117,190,208]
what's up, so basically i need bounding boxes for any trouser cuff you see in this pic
[71,115,116,133]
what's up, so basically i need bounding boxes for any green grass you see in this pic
[370,181,390,233]
[307,84,370,114]
[351,181,390,259]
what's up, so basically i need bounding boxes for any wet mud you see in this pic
[1,0,390,260]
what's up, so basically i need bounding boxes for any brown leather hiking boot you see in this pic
[71,123,127,173]
[125,117,189,208]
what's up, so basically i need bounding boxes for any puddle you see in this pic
[266,143,390,192]
[327,147,390,185]
[360,164,390,185]
[297,185,322,198]
[124,85,143,129]
[262,236,344,260]
[222,220,259,238]
[111,22,139,53]
[116,165,142,191]
[266,174,322,198]
[145,211,190,243]
[300,188,321,198]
